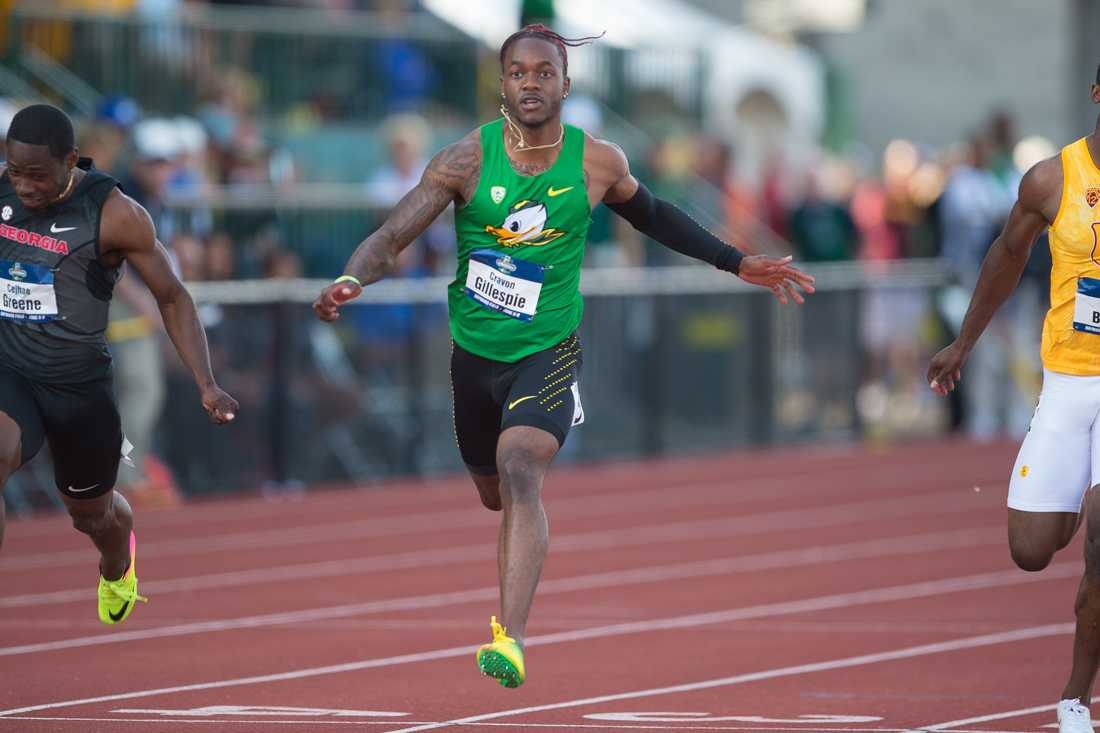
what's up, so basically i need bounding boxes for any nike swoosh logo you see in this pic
[108,601,130,622]
[50,224,76,233]
[547,186,573,197]
[508,395,537,410]
[67,483,100,494]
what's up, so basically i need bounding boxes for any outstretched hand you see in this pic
[313,281,363,322]
[202,385,238,424]
[737,255,816,304]
[927,341,969,396]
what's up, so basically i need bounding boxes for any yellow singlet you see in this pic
[1041,137,1100,376]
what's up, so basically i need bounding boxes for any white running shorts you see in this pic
[1008,369,1100,513]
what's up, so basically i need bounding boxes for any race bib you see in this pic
[1073,277,1100,334]
[0,260,58,322]
[464,249,543,321]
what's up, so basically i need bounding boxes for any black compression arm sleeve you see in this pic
[606,183,745,275]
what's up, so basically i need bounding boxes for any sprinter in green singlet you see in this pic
[314,24,815,689]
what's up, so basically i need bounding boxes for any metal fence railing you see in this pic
[5,258,992,512]
[106,259,951,495]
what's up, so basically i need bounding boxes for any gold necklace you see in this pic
[501,105,564,152]
[50,171,76,206]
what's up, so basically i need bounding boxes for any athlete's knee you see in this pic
[0,453,17,487]
[472,474,502,511]
[498,445,545,502]
[1009,537,1056,572]
[1083,526,1100,577]
[67,497,114,537]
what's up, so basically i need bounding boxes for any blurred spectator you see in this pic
[108,267,177,508]
[172,232,208,281]
[366,112,454,273]
[74,94,141,177]
[366,113,430,205]
[939,135,1011,286]
[366,2,436,113]
[938,133,1028,439]
[120,117,181,238]
[206,231,238,280]
[788,171,857,262]
[198,68,265,181]
[264,246,304,279]
[988,109,1021,188]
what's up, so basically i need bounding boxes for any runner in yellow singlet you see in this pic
[928,66,1100,733]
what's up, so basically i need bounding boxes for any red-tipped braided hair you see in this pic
[499,24,605,76]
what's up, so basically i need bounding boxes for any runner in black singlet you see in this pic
[0,104,237,624]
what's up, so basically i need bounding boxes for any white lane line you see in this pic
[0,718,1038,733]
[381,625,1073,733]
[0,487,992,605]
[0,718,1010,732]
[0,526,1005,656]
[916,696,1099,731]
[0,562,1079,717]
[6,446,995,539]
[0,719,1051,733]
[2,460,1002,571]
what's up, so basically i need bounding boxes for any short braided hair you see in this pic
[499,24,604,77]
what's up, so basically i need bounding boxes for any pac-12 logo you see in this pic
[1088,188,1100,208]
[485,199,567,248]
[8,262,26,281]
[1,206,11,222]
[491,186,506,204]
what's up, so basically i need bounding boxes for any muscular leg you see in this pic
[1007,507,1079,572]
[495,425,558,644]
[1063,484,1100,706]
[0,412,22,554]
[60,489,133,581]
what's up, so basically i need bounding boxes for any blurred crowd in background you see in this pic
[0,0,1069,503]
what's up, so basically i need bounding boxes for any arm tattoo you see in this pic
[344,137,481,285]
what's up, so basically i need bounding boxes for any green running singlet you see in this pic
[449,118,590,363]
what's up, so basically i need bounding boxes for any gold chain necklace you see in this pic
[50,171,76,206]
[500,105,564,152]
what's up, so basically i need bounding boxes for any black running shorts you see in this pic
[451,334,584,474]
[0,364,123,500]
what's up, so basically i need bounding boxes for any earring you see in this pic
[563,93,569,99]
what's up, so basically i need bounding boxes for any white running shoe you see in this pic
[1058,698,1092,733]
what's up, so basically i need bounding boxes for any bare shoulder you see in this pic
[1017,153,1063,223]
[100,187,155,254]
[1020,154,1062,197]
[584,133,629,179]
[423,128,482,199]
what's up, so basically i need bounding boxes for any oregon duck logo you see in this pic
[485,199,567,248]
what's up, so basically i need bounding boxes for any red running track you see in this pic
[0,438,1083,732]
